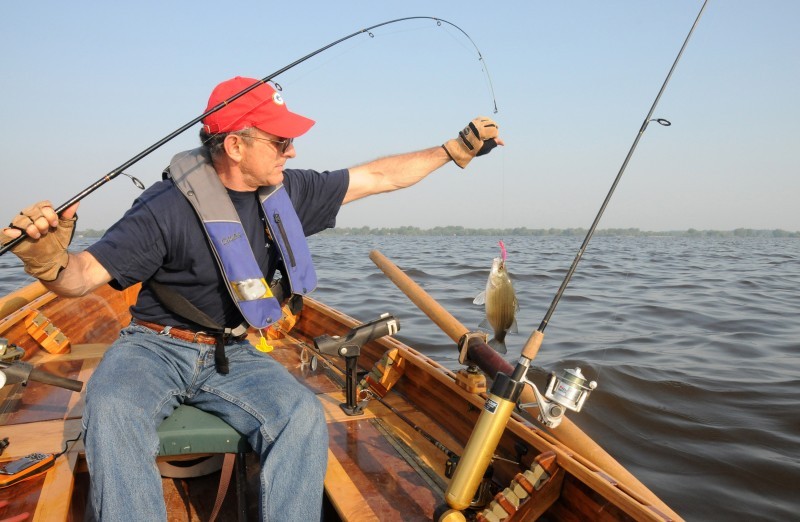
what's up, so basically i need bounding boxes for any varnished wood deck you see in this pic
[0,283,677,521]
[0,336,459,521]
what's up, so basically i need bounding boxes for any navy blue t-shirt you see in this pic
[87,167,349,330]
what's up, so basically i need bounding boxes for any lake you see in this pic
[2,234,798,520]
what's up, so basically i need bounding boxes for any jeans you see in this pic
[82,324,328,521]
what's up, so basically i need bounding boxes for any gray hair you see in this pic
[199,127,256,158]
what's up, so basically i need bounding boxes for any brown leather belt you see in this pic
[133,319,247,345]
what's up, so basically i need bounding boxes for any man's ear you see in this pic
[223,133,246,162]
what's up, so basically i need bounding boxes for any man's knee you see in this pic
[288,388,327,441]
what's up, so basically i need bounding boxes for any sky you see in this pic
[1,1,797,232]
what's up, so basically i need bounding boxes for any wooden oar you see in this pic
[369,249,676,518]
[0,281,48,319]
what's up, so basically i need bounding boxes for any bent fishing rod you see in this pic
[0,16,496,257]
[444,0,709,512]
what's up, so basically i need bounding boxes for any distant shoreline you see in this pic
[76,227,799,238]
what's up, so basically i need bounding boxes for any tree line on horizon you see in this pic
[76,226,799,238]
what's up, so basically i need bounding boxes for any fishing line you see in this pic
[265,37,371,91]
[500,143,507,231]
[0,16,497,257]
[269,24,487,105]
[437,24,498,113]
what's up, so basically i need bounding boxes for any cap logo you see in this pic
[272,92,285,106]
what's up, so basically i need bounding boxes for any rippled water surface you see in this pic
[2,235,798,520]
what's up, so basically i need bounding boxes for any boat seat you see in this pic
[157,404,251,521]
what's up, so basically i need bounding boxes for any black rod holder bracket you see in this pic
[313,313,400,416]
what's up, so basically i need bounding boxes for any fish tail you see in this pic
[488,337,507,354]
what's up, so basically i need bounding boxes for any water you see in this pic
[2,235,799,520]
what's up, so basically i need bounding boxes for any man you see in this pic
[1,76,501,521]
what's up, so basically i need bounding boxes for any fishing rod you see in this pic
[444,0,710,513]
[0,16,496,257]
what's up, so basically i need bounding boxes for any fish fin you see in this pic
[488,337,508,354]
[509,318,518,334]
[473,291,486,305]
[478,317,489,329]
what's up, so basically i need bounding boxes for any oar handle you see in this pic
[369,250,467,342]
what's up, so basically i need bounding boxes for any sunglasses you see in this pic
[246,134,294,154]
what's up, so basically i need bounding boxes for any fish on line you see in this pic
[473,240,518,354]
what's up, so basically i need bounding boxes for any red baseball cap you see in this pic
[202,77,315,138]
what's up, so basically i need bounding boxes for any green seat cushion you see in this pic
[157,404,251,456]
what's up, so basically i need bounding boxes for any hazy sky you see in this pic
[1,1,797,232]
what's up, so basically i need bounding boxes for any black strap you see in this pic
[285,293,304,316]
[147,279,294,375]
[270,277,290,305]
[148,280,223,332]
[215,336,229,375]
[148,281,230,373]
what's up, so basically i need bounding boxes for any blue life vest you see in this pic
[167,148,317,329]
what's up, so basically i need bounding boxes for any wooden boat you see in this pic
[0,261,680,521]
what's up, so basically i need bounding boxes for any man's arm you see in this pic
[43,250,113,297]
[344,146,451,204]
[343,116,502,204]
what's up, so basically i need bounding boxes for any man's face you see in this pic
[237,129,296,189]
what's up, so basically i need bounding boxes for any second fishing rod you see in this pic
[443,0,710,513]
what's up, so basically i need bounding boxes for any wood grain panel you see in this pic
[0,471,46,520]
[327,420,440,521]
[31,452,79,522]
[544,475,637,522]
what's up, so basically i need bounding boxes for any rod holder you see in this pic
[313,314,400,416]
